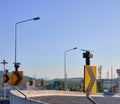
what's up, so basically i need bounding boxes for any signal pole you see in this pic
[81,49,95,98]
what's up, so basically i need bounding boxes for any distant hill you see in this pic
[52,77,83,81]
[67,77,83,81]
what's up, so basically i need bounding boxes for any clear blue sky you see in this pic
[0,0,120,79]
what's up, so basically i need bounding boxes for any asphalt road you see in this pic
[30,96,120,104]
[0,99,9,104]
[30,96,92,104]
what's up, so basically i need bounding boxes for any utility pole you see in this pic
[1,60,8,99]
[107,70,109,93]
[111,67,113,79]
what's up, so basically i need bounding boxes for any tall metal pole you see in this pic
[64,52,67,87]
[108,69,109,93]
[14,17,40,71]
[64,47,77,90]
[1,60,8,99]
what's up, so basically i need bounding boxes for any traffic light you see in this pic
[83,51,93,65]
[14,63,21,71]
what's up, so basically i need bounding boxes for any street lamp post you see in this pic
[14,17,40,71]
[64,47,77,90]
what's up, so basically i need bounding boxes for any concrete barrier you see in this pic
[11,90,120,104]
[10,90,86,104]
[10,90,48,104]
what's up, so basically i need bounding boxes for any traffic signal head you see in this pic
[83,51,93,58]
[5,69,8,74]
[89,53,93,58]
[14,63,21,71]
[83,51,93,65]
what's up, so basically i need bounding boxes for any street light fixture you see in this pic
[14,17,40,71]
[64,47,77,90]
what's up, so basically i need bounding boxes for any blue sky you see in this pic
[0,0,120,79]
